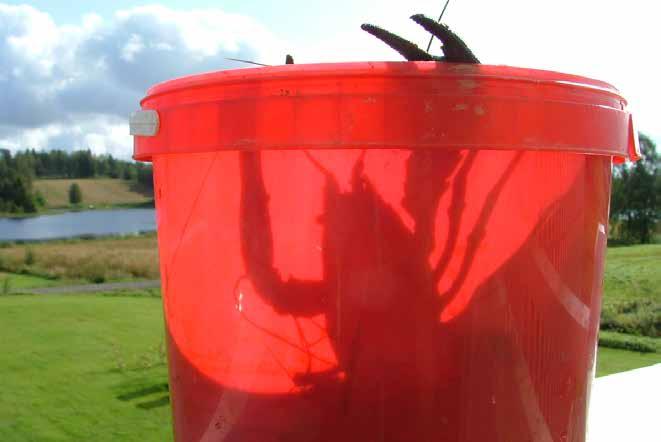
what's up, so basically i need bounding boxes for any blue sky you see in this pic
[1,1,657,158]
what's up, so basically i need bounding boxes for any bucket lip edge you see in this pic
[140,62,625,106]
[133,143,626,163]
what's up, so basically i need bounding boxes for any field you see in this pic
[0,291,657,441]
[34,178,153,209]
[0,239,658,440]
[2,239,658,332]
[0,235,159,283]
[0,293,172,442]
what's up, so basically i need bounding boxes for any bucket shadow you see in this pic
[116,382,170,410]
[136,395,171,410]
[116,383,169,401]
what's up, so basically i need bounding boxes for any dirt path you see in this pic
[22,279,161,295]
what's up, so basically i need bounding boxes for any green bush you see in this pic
[24,248,35,266]
[1,277,10,295]
[601,299,661,338]
[598,331,659,353]
[34,190,46,207]
[68,182,82,205]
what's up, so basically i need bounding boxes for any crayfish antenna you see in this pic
[360,23,434,61]
[410,14,479,63]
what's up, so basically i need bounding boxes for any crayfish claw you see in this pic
[360,23,434,61]
[410,14,479,63]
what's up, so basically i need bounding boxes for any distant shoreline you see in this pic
[0,200,155,220]
[0,230,156,246]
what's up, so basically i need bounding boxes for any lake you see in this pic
[0,209,156,242]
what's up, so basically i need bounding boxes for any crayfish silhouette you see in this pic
[230,14,521,441]
[238,146,522,441]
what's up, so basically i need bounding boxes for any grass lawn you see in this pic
[603,244,661,304]
[601,244,660,338]
[34,178,153,209]
[596,347,660,377]
[0,271,67,291]
[0,293,172,442]
[0,292,658,441]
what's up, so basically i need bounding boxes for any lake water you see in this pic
[0,209,156,241]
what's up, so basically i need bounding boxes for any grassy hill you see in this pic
[34,178,153,209]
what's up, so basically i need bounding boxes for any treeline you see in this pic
[0,149,153,214]
[8,149,153,182]
[610,134,660,244]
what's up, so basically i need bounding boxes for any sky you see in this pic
[0,0,658,159]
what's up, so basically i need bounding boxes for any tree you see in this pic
[136,163,154,191]
[107,156,120,178]
[72,150,95,178]
[0,150,38,213]
[68,183,83,205]
[122,164,136,180]
[610,134,660,243]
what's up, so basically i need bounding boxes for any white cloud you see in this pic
[0,1,657,159]
[0,115,132,157]
[0,3,284,159]
[121,34,145,62]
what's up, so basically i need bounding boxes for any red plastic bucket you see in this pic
[132,62,638,442]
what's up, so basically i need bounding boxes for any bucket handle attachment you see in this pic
[613,114,640,164]
[130,110,159,137]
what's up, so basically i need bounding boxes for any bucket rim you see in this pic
[141,62,625,104]
[132,62,638,162]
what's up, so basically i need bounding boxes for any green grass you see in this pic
[604,244,661,303]
[0,271,62,291]
[0,293,172,442]
[0,241,657,439]
[34,178,153,209]
[602,244,660,337]
[595,347,660,377]
[0,271,83,294]
[0,290,657,441]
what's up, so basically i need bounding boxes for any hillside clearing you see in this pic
[34,178,153,208]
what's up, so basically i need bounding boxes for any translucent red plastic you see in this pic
[134,62,635,442]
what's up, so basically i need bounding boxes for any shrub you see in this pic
[600,299,661,338]
[1,277,10,295]
[68,182,82,205]
[34,190,46,207]
[24,247,35,265]
[598,331,659,353]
